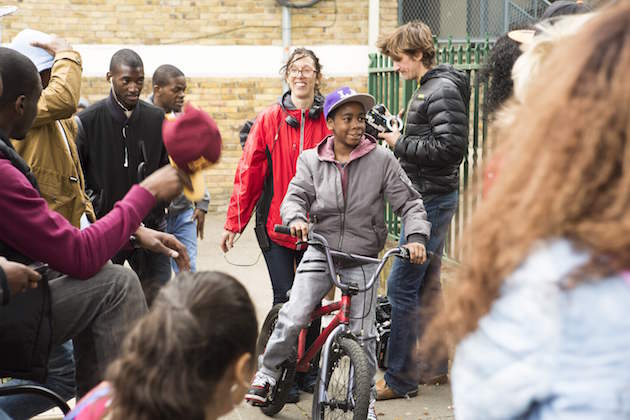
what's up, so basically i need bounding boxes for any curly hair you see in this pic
[427,4,630,352]
[105,271,258,420]
[479,32,523,118]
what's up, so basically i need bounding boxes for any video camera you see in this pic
[365,104,403,139]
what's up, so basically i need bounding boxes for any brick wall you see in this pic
[2,0,370,46]
[379,0,399,40]
[4,0,393,213]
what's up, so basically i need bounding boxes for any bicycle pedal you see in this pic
[245,395,270,407]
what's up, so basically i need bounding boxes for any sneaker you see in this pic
[368,398,378,420]
[245,371,276,406]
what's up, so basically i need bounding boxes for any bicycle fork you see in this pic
[314,294,354,408]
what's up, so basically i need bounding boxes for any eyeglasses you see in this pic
[288,67,316,77]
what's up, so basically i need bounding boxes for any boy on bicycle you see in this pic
[246,87,431,418]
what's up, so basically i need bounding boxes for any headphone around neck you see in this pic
[281,93,324,129]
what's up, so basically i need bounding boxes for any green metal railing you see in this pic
[368,37,492,261]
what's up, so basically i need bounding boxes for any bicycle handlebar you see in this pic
[274,224,292,235]
[274,224,411,293]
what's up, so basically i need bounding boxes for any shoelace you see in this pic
[252,372,276,388]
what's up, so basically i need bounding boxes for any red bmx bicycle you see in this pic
[256,225,410,419]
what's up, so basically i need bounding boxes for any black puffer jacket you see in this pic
[394,64,470,198]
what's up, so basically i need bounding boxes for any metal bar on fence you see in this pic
[480,0,489,39]
[503,0,510,33]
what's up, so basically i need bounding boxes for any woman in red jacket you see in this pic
[220,49,329,398]
[221,48,329,304]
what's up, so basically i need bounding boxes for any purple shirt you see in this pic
[0,156,155,279]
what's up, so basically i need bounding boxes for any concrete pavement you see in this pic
[36,213,454,420]
[202,214,454,420]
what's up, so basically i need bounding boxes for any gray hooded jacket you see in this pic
[281,135,431,258]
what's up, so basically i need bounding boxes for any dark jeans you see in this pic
[262,240,321,372]
[0,341,75,419]
[112,248,171,307]
[384,191,458,394]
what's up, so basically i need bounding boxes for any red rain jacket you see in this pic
[225,95,330,249]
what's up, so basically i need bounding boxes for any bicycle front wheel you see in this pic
[312,337,371,420]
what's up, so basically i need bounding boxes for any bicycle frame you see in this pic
[293,231,407,374]
[296,296,348,372]
[268,225,416,414]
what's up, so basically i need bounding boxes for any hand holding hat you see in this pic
[9,29,55,72]
[162,103,222,201]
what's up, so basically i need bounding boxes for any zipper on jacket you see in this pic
[122,125,129,168]
[299,109,305,154]
[337,164,348,250]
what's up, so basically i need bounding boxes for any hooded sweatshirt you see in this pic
[281,135,431,258]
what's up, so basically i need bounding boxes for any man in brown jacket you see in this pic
[11,29,95,228]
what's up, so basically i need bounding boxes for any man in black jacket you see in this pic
[77,49,171,306]
[375,21,470,400]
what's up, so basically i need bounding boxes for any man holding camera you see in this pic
[376,21,470,400]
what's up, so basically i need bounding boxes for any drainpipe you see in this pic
[368,0,380,53]
[282,5,291,92]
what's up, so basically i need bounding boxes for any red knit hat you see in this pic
[163,103,222,201]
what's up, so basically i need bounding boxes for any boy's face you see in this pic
[327,102,366,149]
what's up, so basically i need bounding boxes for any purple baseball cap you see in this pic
[324,87,375,119]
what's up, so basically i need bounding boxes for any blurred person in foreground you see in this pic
[427,4,630,419]
[65,271,257,420]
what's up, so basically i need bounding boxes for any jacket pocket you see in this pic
[371,216,388,246]
[35,168,82,224]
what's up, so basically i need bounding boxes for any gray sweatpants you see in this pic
[260,247,378,389]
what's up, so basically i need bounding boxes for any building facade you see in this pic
[2,0,398,212]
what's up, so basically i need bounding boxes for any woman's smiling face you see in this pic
[286,55,318,100]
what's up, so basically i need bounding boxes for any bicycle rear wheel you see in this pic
[312,337,371,420]
[257,304,297,417]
